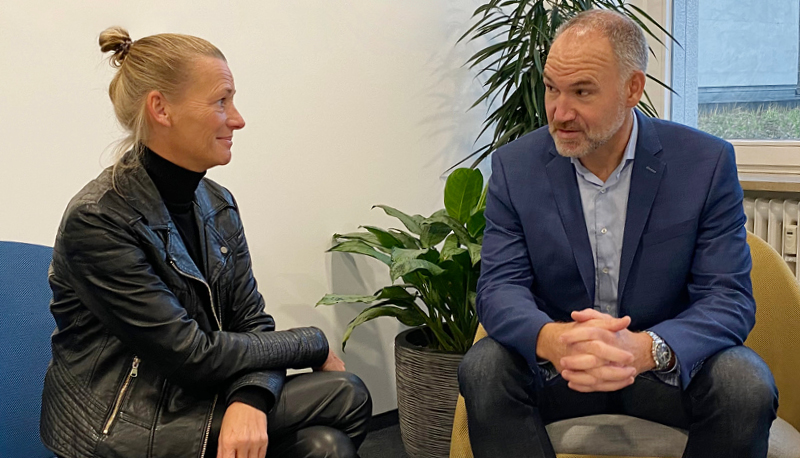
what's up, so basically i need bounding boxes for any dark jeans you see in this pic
[209,371,372,458]
[458,337,778,458]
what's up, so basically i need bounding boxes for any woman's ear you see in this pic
[145,90,171,127]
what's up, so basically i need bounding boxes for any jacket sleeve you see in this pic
[56,202,329,392]
[649,142,755,388]
[476,153,554,381]
[221,222,287,413]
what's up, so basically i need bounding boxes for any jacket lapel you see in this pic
[546,149,596,303]
[618,112,665,301]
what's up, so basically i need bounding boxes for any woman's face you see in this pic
[164,56,245,172]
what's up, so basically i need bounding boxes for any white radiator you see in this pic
[743,197,800,279]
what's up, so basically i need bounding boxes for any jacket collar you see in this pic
[113,152,225,282]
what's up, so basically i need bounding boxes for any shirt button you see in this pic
[220,246,229,254]
[602,267,609,274]
[600,228,608,234]
[600,189,607,194]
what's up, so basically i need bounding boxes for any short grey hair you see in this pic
[554,9,649,77]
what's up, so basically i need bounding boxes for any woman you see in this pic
[41,27,371,458]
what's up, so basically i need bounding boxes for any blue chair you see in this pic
[0,241,56,457]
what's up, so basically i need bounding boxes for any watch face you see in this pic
[655,342,670,369]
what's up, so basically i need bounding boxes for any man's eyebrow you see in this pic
[569,80,597,88]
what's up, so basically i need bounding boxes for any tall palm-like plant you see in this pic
[458,0,675,168]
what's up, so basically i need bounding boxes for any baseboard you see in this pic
[368,409,399,432]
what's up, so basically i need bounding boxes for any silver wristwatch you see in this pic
[644,331,672,372]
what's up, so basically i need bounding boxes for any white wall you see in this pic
[0,0,487,414]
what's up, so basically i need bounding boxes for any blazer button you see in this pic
[220,246,228,254]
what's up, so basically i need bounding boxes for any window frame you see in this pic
[663,0,800,177]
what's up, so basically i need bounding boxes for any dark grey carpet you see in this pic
[360,423,408,458]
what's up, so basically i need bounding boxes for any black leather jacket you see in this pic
[41,157,329,458]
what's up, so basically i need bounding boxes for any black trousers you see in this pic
[458,337,778,458]
[208,371,372,458]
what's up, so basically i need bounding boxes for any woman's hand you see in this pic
[314,347,346,372]
[217,402,268,458]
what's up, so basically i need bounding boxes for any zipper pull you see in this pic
[131,357,140,378]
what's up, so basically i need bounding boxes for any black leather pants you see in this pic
[209,371,372,458]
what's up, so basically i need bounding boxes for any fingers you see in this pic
[559,353,604,371]
[571,310,632,332]
[567,376,635,393]
[571,308,611,322]
[568,340,635,366]
[562,364,635,385]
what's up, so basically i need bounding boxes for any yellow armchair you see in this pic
[450,232,800,458]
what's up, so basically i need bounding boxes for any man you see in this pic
[458,9,778,458]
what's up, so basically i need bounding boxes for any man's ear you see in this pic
[145,90,171,127]
[626,70,646,108]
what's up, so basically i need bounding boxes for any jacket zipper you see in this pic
[169,258,222,457]
[169,258,222,330]
[103,356,140,434]
[200,395,218,458]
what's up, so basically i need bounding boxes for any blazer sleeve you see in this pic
[649,142,755,388]
[57,202,330,393]
[477,152,554,381]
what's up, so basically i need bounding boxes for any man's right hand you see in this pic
[536,310,636,392]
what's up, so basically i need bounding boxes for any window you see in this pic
[670,0,800,176]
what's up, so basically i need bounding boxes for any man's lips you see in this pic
[555,129,582,139]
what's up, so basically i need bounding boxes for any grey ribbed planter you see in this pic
[395,327,465,458]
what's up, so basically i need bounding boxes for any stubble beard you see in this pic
[550,101,628,159]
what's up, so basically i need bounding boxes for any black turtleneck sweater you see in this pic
[142,147,270,415]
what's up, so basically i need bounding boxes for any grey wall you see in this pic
[698,0,799,87]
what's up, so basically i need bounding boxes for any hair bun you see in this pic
[99,26,133,67]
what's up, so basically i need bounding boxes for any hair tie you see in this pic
[118,39,132,62]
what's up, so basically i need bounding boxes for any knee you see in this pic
[299,426,357,458]
[332,372,372,421]
[458,337,520,398]
[695,346,778,420]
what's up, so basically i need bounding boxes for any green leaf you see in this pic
[389,229,421,249]
[316,293,378,306]
[420,221,452,248]
[444,168,484,224]
[342,304,426,349]
[334,231,380,246]
[362,226,405,249]
[390,259,445,282]
[391,247,430,265]
[328,240,391,265]
[375,285,417,302]
[440,234,466,262]
[428,213,473,246]
[373,205,424,235]
[466,242,482,266]
[467,209,486,239]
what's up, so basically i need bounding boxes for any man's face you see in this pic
[543,29,631,158]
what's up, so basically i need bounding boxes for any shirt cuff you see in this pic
[227,386,272,415]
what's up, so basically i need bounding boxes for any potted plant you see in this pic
[456,0,674,168]
[318,168,485,458]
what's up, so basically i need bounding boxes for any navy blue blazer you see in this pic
[476,110,754,389]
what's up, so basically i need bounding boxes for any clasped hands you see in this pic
[216,348,345,458]
[537,308,656,393]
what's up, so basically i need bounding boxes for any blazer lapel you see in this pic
[546,150,595,304]
[618,112,665,300]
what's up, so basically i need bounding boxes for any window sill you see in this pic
[739,172,800,193]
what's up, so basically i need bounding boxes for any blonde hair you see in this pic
[98,26,226,183]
